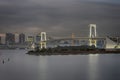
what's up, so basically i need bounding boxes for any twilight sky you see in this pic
[0,0,120,37]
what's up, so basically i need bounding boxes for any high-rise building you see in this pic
[19,33,25,44]
[15,33,19,43]
[27,36,34,44]
[0,33,6,44]
[5,33,15,44]
[36,33,41,43]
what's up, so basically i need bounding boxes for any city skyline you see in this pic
[0,0,120,37]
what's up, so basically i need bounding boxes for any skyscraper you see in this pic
[36,33,41,43]
[5,33,15,44]
[0,33,6,44]
[15,33,19,43]
[19,33,25,44]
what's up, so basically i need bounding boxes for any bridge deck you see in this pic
[49,37,106,41]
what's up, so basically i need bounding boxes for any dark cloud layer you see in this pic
[0,0,120,37]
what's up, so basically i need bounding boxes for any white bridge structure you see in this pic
[40,32,47,49]
[89,24,97,47]
[30,24,107,49]
[30,32,47,49]
[47,24,106,48]
[2,24,118,49]
[3,24,110,49]
[48,37,106,48]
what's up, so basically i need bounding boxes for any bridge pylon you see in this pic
[40,32,47,49]
[89,24,97,47]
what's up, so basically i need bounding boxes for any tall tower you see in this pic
[19,33,25,44]
[89,24,97,47]
[36,33,41,44]
[40,32,47,49]
[15,33,19,43]
[5,33,15,45]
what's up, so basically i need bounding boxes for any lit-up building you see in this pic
[36,33,41,43]
[15,33,19,43]
[0,33,6,44]
[5,33,15,44]
[19,33,25,44]
[27,36,34,44]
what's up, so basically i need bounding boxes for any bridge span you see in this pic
[49,37,106,41]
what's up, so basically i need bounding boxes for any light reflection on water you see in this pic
[89,54,99,80]
[0,50,120,80]
[38,56,48,80]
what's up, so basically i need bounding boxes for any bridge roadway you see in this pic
[48,37,106,42]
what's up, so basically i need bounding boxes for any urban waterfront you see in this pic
[0,50,120,80]
[0,0,120,80]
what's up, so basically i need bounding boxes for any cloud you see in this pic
[0,0,120,37]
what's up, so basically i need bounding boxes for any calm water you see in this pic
[0,50,120,80]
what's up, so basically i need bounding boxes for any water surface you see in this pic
[0,50,120,80]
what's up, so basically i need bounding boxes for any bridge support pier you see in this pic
[89,39,97,47]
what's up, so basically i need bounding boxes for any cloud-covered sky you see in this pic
[0,0,120,37]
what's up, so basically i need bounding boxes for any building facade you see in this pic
[5,33,15,45]
[19,33,25,44]
[36,33,41,44]
[27,36,34,44]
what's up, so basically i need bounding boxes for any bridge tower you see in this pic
[89,24,97,47]
[40,32,47,49]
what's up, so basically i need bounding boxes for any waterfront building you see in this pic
[15,33,19,43]
[36,33,41,44]
[97,40,105,49]
[27,36,34,44]
[79,39,89,46]
[5,33,15,45]
[0,33,6,44]
[19,33,25,44]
